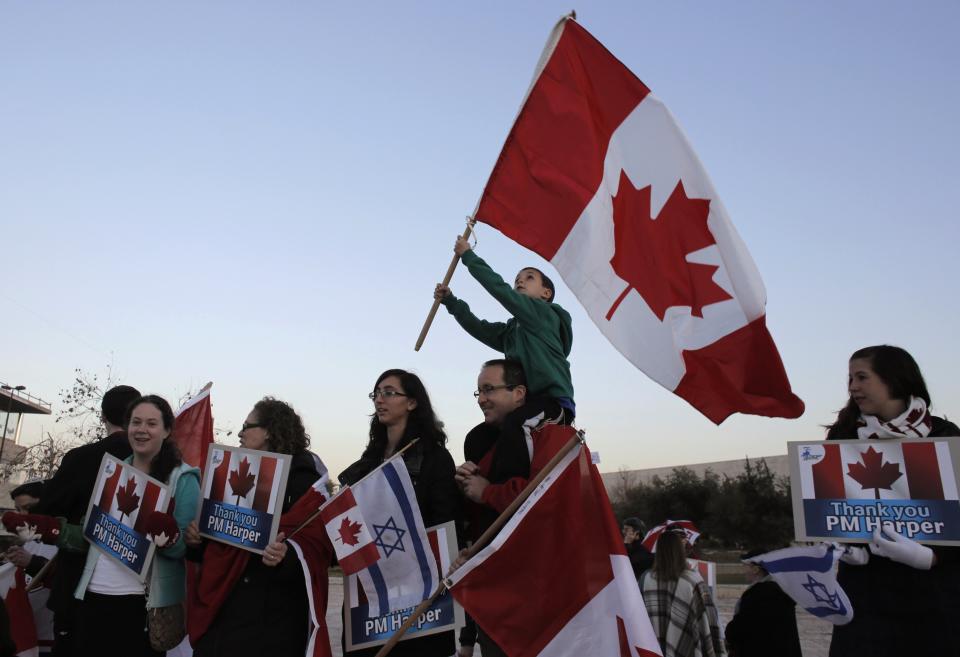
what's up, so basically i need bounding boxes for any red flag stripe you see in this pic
[812,444,845,499]
[475,20,650,260]
[252,456,277,512]
[209,451,231,502]
[902,442,945,500]
[133,481,163,534]
[98,463,123,512]
[673,316,804,423]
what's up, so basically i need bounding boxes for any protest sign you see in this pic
[197,444,291,554]
[83,454,170,579]
[789,438,960,545]
[344,520,463,650]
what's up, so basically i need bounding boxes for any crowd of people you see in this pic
[0,236,955,657]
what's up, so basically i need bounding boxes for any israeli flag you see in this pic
[746,544,854,625]
[350,458,439,616]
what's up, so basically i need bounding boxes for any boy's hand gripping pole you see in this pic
[414,217,476,351]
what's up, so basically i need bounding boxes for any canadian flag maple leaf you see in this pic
[847,446,903,499]
[337,516,363,547]
[115,476,141,523]
[228,457,257,505]
[607,171,732,321]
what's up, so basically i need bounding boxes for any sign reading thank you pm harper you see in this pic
[197,444,291,554]
[83,454,171,580]
[789,439,960,545]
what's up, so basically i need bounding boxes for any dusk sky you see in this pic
[2,1,958,480]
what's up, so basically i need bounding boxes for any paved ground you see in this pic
[325,578,833,657]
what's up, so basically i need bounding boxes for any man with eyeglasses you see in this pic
[453,359,530,657]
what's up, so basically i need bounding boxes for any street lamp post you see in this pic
[0,384,26,477]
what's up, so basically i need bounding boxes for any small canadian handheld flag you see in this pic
[473,15,804,423]
[319,487,379,575]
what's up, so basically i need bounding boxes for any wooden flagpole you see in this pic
[414,218,475,351]
[284,439,420,542]
[373,432,583,657]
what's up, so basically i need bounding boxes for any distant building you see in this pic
[0,382,53,501]
[600,454,789,498]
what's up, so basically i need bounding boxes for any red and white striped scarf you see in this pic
[857,396,933,440]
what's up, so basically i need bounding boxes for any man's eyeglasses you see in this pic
[473,384,516,398]
[369,390,409,400]
[240,422,264,432]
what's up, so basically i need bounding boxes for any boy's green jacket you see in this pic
[441,249,574,401]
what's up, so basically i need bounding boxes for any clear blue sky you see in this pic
[2,1,958,480]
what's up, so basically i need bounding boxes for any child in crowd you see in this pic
[435,236,574,422]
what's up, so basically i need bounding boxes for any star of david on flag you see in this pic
[344,457,439,616]
[745,543,853,625]
[373,517,407,557]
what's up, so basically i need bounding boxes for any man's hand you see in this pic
[4,546,31,569]
[461,474,490,504]
[434,284,452,301]
[455,462,479,486]
[454,237,471,256]
[447,548,471,576]
[184,520,203,547]
[262,532,288,567]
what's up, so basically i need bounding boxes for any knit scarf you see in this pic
[857,396,933,439]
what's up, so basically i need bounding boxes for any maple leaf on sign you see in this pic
[847,446,903,499]
[337,517,363,547]
[115,476,141,523]
[606,171,731,322]
[228,457,257,505]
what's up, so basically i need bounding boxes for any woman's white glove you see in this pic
[837,544,870,566]
[869,526,934,570]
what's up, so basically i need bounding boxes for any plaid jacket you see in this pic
[641,568,725,657]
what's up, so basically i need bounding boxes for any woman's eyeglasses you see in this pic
[240,422,264,432]
[369,390,409,400]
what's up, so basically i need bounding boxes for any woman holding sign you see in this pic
[338,369,459,657]
[186,397,323,657]
[827,345,960,657]
[71,395,200,656]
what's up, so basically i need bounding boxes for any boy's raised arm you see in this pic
[437,283,508,352]
[459,248,549,327]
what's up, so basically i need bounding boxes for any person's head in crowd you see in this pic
[514,267,555,303]
[364,369,446,457]
[239,397,310,455]
[476,359,527,426]
[830,345,931,436]
[740,549,771,584]
[125,394,182,482]
[101,384,142,434]
[651,527,689,582]
[622,517,644,545]
[9,480,43,514]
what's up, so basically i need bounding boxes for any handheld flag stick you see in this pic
[414,218,476,351]
[283,439,421,542]
[25,553,57,593]
[373,432,583,657]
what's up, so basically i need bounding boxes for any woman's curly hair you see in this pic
[252,397,310,455]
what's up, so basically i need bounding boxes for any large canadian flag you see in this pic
[474,16,803,423]
[445,442,662,657]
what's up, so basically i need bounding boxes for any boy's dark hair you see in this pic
[523,267,556,303]
[622,517,645,534]
[483,359,526,388]
[102,385,142,427]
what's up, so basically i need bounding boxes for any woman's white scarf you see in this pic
[857,396,933,439]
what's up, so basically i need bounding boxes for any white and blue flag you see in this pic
[746,543,853,625]
[350,457,439,616]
